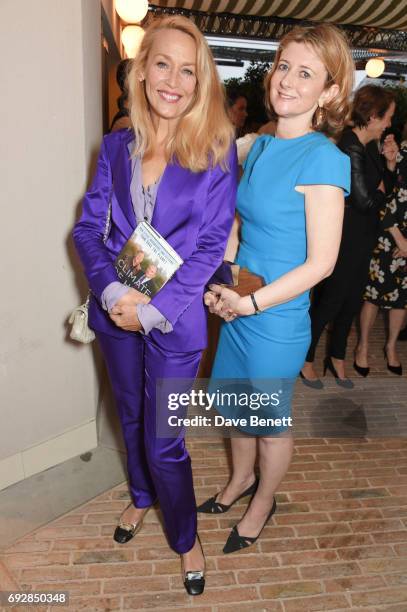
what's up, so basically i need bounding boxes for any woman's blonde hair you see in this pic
[127,15,234,172]
[264,24,354,139]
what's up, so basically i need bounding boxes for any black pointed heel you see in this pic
[223,497,277,554]
[353,360,370,377]
[383,347,402,376]
[197,477,259,514]
[299,370,324,389]
[181,535,205,596]
[323,356,354,389]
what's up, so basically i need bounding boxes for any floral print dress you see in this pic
[364,142,407,309]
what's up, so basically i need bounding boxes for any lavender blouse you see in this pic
[101,143,172,335]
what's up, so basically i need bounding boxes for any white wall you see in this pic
[0,0,103,489]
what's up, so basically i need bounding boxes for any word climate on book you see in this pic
[114,222,183,298]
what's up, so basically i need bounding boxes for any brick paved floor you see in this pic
[1,318,407,611]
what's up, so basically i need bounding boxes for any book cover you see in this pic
[114,222,183,298]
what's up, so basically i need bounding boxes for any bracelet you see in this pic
[250,292,261,315]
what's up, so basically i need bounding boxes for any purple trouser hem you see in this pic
[95,330,201,554]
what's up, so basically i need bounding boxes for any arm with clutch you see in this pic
[207,184,344,319]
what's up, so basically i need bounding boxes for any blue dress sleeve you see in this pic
[296,141,351,196]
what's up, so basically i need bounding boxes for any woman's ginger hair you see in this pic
[264,24,354,139]
[127,15,234,171]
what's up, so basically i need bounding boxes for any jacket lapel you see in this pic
[110,131,136,234]
[152,162,199,235]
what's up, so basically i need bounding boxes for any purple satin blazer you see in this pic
[73,129,238,352]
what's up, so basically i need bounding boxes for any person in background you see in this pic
[73,15,237,595]
[199,24,353,553]
[225,84,248,135]
[301,85,397,388]
[397,131,407,345]
[110,59,132,132]
[355,136,407,374]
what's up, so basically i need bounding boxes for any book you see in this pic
[114,221,183,298]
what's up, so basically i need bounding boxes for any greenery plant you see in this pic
[224,63,407,138]
[224,61,271,131]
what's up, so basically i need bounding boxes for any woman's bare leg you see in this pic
[182,536,205,572]
[301,361,320,380]
[386,308,407,366]
[355,301,379,367]
[217,436,257,504]
[120,505,149,525]
[236,435,293,537]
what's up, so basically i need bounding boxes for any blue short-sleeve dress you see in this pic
[211,132,350,433]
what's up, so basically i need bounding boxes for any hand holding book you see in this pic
[109,288,150,332]
[112,287,151,308]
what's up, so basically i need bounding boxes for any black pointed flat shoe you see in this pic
[197,477,259,514]
[183,569,205,596]
[181,536,205,596]
[299,371,324,389]
[223,497,277,554]
[113,505,148,543]
[353,361,370,377]
[113,520,143,544]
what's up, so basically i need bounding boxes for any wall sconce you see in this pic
[115,1,148,58]
[115,0,148,24]
[121,25,145,58]
[365,58,385,78]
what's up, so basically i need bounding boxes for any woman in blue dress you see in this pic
[198,24,354,554]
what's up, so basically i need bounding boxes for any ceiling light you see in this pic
[365,58,385,78]
[115,0,148,24]
[121,25,144,58]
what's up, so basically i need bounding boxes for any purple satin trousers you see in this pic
[96,330,202,554]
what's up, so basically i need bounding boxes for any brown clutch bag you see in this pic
[228,264,265,297]
[199,263,265,378]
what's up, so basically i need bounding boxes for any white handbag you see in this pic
[68,294,95,343]
[69,198,112,344]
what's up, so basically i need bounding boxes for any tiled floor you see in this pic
[1,317,407,611]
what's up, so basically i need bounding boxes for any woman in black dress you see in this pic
[301,85,397,387]
[355,139,407,375]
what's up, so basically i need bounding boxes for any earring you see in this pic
[315,106,325,128]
